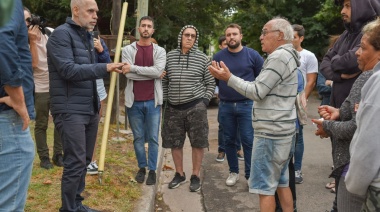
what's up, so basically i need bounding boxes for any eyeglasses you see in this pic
[261,29,280,36]
[183,33,196,39]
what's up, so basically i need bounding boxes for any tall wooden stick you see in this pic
[98,2,128,184]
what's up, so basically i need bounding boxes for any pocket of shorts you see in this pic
[272,139,292,166]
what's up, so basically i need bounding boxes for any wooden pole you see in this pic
[98,2,128,184]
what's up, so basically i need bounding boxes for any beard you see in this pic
[227,40,241,49]
[139,31,151,39]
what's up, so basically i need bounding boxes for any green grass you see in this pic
[25,119,141,212]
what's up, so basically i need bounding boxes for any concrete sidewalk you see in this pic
[136,94,336,212]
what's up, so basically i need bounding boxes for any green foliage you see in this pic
[230,0,343,59]
[23,0,345,59]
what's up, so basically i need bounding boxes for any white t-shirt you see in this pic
[299,49,318,83]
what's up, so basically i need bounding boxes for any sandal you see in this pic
[325,180,335,189]
[330,187,336,193]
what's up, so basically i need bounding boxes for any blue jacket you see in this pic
[0,0,34,118]
[47,18,109,115]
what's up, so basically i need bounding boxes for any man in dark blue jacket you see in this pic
[46,0,124,211]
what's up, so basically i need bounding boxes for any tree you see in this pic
[229,0,343,59]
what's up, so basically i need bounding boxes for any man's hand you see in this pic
[1,86,30,131]
[121,63,131,74]
[106,63,124,73]
[318,105,339,120]
[311,119,329,139]
[208,61,232,81]
[94,38,104,53]
[28,25,40,42]
[160,71,166,79]
[325,80,333,87]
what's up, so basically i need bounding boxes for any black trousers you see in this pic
[275,133,297,210]
[53,113,99,212]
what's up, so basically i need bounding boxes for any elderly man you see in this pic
[209,17,299,212]
[46,0,124,211]
[162,25,215,192]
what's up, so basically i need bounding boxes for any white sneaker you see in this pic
[226,172,239,186]
[87,161,98,175]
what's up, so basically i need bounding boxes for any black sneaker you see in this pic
[40,158,53,169]
[146,170,156,185]
[52,154,64,167]
[77,205,101,212]
[135,168,146,183]
[168,172,186,189]
[189,175,201,192]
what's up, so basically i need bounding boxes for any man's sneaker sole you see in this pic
[190,186,201,192]
[215,158,225,162]
[87,170,98,175]
[169,181,186,189]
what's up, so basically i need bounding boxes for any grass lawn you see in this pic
[25,117,141,212]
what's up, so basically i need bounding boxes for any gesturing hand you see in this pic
[208,61,232,81]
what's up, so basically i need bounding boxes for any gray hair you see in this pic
[70,0,83,9]
[362,17,380,51]
[271,17,293,43]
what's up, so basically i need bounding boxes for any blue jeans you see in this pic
[218,118,241,152]
[249,135,295,195]
[219,100,253,179]
[294,125,304,171]
[0,110,35,211]
[127,100,160,171]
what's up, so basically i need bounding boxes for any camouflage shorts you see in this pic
[161,101,209,148]
[362,186,380,212]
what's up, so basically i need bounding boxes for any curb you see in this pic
[134,131,164,212]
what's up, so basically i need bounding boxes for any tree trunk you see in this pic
[110,0,122,125]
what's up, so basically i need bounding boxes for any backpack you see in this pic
[296,69,308,125]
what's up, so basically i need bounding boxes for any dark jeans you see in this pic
[294,125,304,171]
[34,92,62,160]
[53,113,99,212]
[218,100,253,179]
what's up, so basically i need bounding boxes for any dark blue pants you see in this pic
[218,100,253,179]
[53,113,99,212]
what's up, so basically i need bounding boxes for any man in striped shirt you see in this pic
[162,25,216,192]
[209,17,299,212]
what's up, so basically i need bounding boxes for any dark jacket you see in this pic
[323,71,373,178]
[46,18,109,115]
[319,0,380,108]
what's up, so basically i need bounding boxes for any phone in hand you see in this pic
[93,31,99,39]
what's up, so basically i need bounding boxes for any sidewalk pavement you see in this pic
[135,93,336,211]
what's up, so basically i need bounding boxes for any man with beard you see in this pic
[46,0,124,210]
[212,23,263,187]
[319,0,380,211]
[121,16,166,185]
